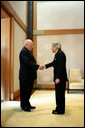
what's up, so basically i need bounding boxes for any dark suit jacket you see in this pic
[45,49,67,82]
[19,47,39,80]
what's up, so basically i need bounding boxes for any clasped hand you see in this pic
[39,65,45,70]
[38,65,60,84]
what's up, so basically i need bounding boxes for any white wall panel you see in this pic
[14,21,26,92]
[37,35,84,84]
[8,1,27,25]
[37,1,84,30]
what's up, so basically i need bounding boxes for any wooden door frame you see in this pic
[1,7,14,100]
[1,17,10,100]
[33,1,37,86]
[1,2,28,100]
[10,17,14,100]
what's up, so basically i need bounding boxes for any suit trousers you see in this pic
[19,78,34,108]
[55,80,66,113]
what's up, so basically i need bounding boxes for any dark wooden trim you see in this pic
[34,88,55,90]
[1,7,9,18]
[33,36,37,61]
[14,89,36,101]
[26,1,28,27]
[34,83,71,90]
[33,1,37,85]
[1,1,27,33]
[1,18,11,100]
[44,29,84,35]
[33,1,37,30]
[34,84,55,89]
[10,17,14,100]
[33,29,84,35]
[14,90,20,100]
[33,35,37,85]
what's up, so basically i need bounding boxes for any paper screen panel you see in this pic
[8,1,27,25]
[37,1,84,30]
[14,21,26,92]
[37,34,84,84]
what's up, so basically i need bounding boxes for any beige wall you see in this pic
[37,35,84,84]
[7,1,84,87]
[14,20,26,92]
[7,1,27,92]
[37,1,84,30]
[37,1,84,85]
[8,1,27,26]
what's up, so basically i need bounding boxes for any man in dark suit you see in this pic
[19,39,43,112]
[43,42,67,114]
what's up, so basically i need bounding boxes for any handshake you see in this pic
[39,65,45,70]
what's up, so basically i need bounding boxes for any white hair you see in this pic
[52,42,61,49]
[24,40,28,46]
[24,39,32,46]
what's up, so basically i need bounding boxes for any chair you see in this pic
[67,69,84,93]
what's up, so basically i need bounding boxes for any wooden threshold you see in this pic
[14,89,36,101]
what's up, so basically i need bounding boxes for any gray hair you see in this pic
[24,39,32,46]
[24,40,29,46]
[52,42,61,50]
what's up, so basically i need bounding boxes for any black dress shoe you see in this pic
[29,106,36,109]
[52,110,65,115]
[22,107,31,112]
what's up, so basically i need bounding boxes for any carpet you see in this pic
[1,90,84,127]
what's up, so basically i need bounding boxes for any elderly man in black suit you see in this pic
[42,42,67,114]
[19,39,43,112]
